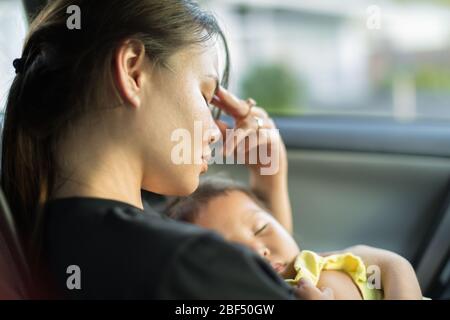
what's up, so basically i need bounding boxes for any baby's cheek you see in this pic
[268,235,287,256]
[275,234,299,258]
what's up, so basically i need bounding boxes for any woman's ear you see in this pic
[114,39,147,108]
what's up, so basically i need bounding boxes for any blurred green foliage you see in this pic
[241,63,305,116]
[378,67,450,92]
[415,67,450,91]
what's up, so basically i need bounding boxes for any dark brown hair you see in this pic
[1,0,229,257]
[165,177,267,223]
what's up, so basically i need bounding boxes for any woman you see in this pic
[1,0,317,299]
[1,0,419,300]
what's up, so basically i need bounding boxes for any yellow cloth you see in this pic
[286,250,384,300]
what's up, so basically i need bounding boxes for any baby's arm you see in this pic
[248,130,294,234]
[349,245,422,300]
[325,245,423,300]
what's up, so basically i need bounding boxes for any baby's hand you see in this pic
[294,278,335,300]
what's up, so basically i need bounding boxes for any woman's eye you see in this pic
[254,223,268,236]
[204,96,221,120]
[203,96,213,110]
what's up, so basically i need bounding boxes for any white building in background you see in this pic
[202,0,450,114]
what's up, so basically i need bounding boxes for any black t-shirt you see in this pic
[42,197,295,299]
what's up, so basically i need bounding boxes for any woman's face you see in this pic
[138,42,221,196]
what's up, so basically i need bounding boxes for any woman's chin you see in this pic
[141,167,200,196]
[175,171,201,196]
[200,161,209,174]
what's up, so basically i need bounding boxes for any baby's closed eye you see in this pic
[254,222,269,236]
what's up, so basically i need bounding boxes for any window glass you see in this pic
[202,0,450,121]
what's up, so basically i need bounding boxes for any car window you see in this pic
[201,0,450,121]
[2,1,450,122]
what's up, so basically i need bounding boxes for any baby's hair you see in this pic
[165,176,268,223]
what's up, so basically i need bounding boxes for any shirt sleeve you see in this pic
[157,232,296,300]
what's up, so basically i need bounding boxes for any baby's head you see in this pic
[166,178,300,277]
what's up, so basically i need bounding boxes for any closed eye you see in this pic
[203,96,214,111]
[203,75,221,119]
[254,223,268,236]
[204,95,221,119]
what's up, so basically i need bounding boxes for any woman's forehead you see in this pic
[195,43,219,78]
[171,41,219,77]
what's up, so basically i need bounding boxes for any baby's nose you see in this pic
[260,247,271,258]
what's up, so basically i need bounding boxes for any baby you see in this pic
[166,178,392,299]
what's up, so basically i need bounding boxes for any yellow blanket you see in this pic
[286,250,384,300]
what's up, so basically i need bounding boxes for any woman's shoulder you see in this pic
[43,196,215,259]
[42,197,293,299]
[42,197,214,297]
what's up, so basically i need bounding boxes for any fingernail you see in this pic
[298,278,314,287]
[297,279,306,286]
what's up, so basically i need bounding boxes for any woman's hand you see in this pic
[212,87,292,233]
[294,279,335,300]
[212,87,287,176]
[322,245,423,300]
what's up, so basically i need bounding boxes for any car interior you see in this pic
[0,0,449,300]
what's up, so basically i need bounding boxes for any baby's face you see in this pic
[194,190,300,277]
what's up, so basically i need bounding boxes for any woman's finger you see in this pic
[223,127,254,157]
[212,87,251,119]
[319,287,335,300]
[251,106,269,119]
[295,279,335,300]
[214,119,229,139]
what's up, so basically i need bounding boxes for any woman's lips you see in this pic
[200,157,209,173]
[200,147,212,174]
[201,162,208,173]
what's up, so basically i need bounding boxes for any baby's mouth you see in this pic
[271,262,287,274]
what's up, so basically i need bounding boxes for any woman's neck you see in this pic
[52,167,144,210]
[52,117,144,210]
